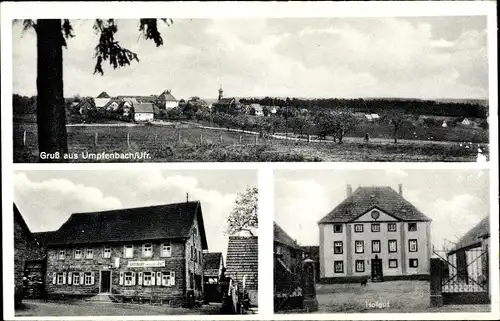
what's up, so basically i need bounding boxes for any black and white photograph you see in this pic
[13,170,258,316]
[274,169,492,313]
[11,15,491,163]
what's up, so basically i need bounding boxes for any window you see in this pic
[58,249,65,260]
[388,240,397,253]
[161,243,172,257]
[333,241,343,254]
[409,259,419,268]
[161,272,175,286]
[372,240,381,253]
[142,244,153,258]
[193,227,198,241]
[74,249,82,259]
[194,249,198,263]
[334,261,344,273]
[73,273,80,285]
[143,272,153,286]
[85,248,93,259]
[389,259,398,268]
[355,241,364,253]
[371,224,380,232]
[355,260,365,272]
[124,245,134,258]
[191,245,194,261]
[57,273,65,284]
[408,223,417,231]
[84,272,93,285]
[333,224,343,233]
[409,239,418,252]
[103,246,111,258]
[354,224,364,233]
[124,272,133,286]
[388,223,397,232]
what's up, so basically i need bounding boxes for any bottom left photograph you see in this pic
[13,169,258,316]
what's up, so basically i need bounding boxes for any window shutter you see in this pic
[68,272,73,285]
[91,272,95,285]
[156,272,161,286]
[52,272,57,284]
[170,272,175,286]
[119,272,124,285]
[62,272,67,285]
[132,272,136,286]
[151,273,156,286]
[80,272,84,285]
[138,272,143,286]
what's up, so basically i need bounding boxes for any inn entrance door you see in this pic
[100,271,111,293]
[371,255,383,282]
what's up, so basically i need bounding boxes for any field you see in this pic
[13,122,489,162]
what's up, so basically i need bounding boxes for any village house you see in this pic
[446,215,489,290]
[318,185,432,283]
[225,236,258,307]
[249,104,264,117]
[133,103,155,122]
[156,89,179,109]
[202,252,224,303]
[41,201,207,306]
[274,222,303,275]
[14,204,47,306]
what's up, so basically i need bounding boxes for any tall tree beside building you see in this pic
[18,19,172,162]
[226,187,258,236]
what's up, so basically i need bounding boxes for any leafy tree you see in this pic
[331,110,358,144]
[225,187,258,236]
[313,111,337,140]
[17,18,172,162]
[166,106,183,120]
[383,110,412,143]
[289,114,312,137]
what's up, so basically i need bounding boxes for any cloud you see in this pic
[12,17,488,99]
[14,173,122,232]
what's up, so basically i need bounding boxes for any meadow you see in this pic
[13,122,489,162]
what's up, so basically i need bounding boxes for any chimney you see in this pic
[346,184,352,197]
[398,184,403,196]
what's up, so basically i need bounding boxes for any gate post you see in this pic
[302,258,318,312]
[430,258,443,307]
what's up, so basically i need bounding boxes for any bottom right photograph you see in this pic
[273,169,491,314]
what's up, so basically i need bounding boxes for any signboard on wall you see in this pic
[127,260,166,268]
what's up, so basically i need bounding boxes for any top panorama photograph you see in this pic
[12,17,490,163]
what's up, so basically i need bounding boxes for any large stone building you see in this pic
[318,185,432,282]
[41,201,207,305]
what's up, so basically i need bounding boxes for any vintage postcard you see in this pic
[273,168,493,314]
[11,169,258,317]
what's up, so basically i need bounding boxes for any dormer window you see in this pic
[333,224,343,233]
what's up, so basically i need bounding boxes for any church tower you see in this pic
[218,85,223,100]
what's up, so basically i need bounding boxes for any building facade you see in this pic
[42,201,207,305]
[318,185,432,282]
[157,90,179,109]
[274,222,303,275]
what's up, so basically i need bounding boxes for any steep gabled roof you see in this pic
[96,91,111,98]
[318,186,431,224]
[203,252,223,277]
[449,215,489,254]
[45,201,208,249]
[216,98,236,105]
[14,203,35,242]
[225,236,258,290]
[134,103,155,113]
[274,222,301,250]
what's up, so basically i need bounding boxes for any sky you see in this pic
[274,169,490,251]
[12,17,488,100]
[13,170,257,258]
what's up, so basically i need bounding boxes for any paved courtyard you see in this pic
[314,280,490,313]
[16,299,223,316]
